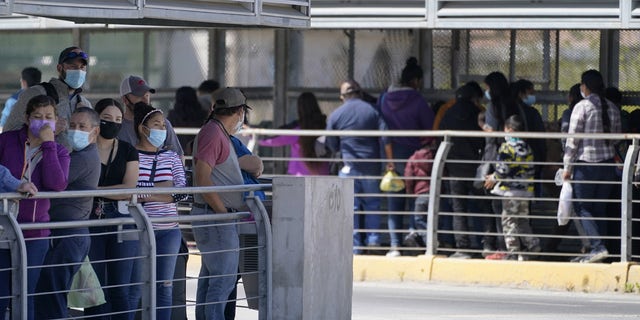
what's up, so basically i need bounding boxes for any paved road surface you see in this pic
[352,281,640,320]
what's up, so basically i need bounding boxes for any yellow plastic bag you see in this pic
[379,170,405,192]
[67,256,106,308]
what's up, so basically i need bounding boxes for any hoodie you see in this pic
[380,85,435,150]
[0,126,70,238]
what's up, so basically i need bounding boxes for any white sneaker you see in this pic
[386,249,401,257]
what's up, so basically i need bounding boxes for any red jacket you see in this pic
[404,148,434,195]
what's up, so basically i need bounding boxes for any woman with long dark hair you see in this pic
[562,69,621,263]
[259,92,330,175]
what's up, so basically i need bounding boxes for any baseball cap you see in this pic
[213,87,251,110]
[120,75,156,97]
[58,46,88,65]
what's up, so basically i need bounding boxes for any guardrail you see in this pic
[0,184,272,320]
[235,127,640,262]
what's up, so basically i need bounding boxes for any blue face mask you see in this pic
[523,94,536,106]
[484,89,491,101]
[67,129,91,151]
[64,69,86,89]
[146,128,167,148]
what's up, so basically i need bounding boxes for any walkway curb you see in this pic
[354,255,640,293]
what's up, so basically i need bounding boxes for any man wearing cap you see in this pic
[191,87,247,320]
[2,46,92,145]
[326,80,394,254]
[117,75,184,156]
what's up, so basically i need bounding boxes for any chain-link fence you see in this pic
[0,28,637,125]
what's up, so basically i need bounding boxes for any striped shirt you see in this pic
[137,149,186,229]
[564,94,621,173]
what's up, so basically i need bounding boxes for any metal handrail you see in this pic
[0,184,273,320]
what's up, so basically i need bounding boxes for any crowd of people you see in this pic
[315,58,630,264]
[0,46,634,318]
[0,46,256,320]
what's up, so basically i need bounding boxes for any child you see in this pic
[402,139,435,249]
[484,114,540,260]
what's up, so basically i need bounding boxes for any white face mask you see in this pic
[580,90,587,99]
[234,117,244,133]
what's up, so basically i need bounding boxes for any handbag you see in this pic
[67,256,106,308]
[557,181,572,226]
[380,170,405,192]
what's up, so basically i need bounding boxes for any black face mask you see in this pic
[99,120,122,139]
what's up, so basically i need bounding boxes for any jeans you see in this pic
[154,227,182,319]
[34,228,90,319]
[449,179,494,249]
[340,166,381,253]
[413,194,429,244]
[85,203,139,320]
[572,161,616,252]
[386,144,417,247]
[0,238,49,320]
[192,206,239,320]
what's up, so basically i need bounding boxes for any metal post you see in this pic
[426,137,452,256]
[0,212,27,320]
[246,196,272,320]
[127,202,157,320]
[621,138,639,262]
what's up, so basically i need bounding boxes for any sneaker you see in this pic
[403,232,425,247]
[570,255,584,263]
[482,245,495,258]
[449,251,472,259]
[580,248,609,263]
[485,252,507,260]
[386,249,401,257]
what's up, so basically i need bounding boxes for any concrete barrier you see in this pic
[271,177,354,320]
[354,255,638,293]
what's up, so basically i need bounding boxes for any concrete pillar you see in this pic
[271,176,354,320]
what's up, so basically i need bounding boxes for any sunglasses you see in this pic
[63,51,89,61]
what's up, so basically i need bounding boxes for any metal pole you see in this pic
[426,137,451,256]
[621,138,638,262]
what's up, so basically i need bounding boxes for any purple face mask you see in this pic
[29,119,56,138]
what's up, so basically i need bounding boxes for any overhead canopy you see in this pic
[2,0,309,28]
[310,0,640,29]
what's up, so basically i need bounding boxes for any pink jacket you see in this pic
[404,148,434,195]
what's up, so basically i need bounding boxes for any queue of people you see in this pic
[0,45,632,318]
[0,46,260,320]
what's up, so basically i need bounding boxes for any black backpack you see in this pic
[39,82,59,104]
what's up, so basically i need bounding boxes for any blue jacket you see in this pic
[0,164,20,193]
[326,98,389,174]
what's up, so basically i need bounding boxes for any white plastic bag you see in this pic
[68,256,106,308]
[557,181,572,226]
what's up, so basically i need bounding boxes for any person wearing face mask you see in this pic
[2,47,92,149]
[563,69,622,263]
[117,75,184,158]
[83,98,141,318]
[131,102,187,320]
[0,95,70,320]
[510,79,547,198]
[483,114,540,261]
[190,87,247,320]
[34,107,101,319]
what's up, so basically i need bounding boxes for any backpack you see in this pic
[39,82,60,104]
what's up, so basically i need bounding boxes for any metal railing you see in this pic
[240,127,640,262]
[0,184,272,320]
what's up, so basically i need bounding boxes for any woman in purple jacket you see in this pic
[0,94,70,320]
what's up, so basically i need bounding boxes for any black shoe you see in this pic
[403,232,426,247]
